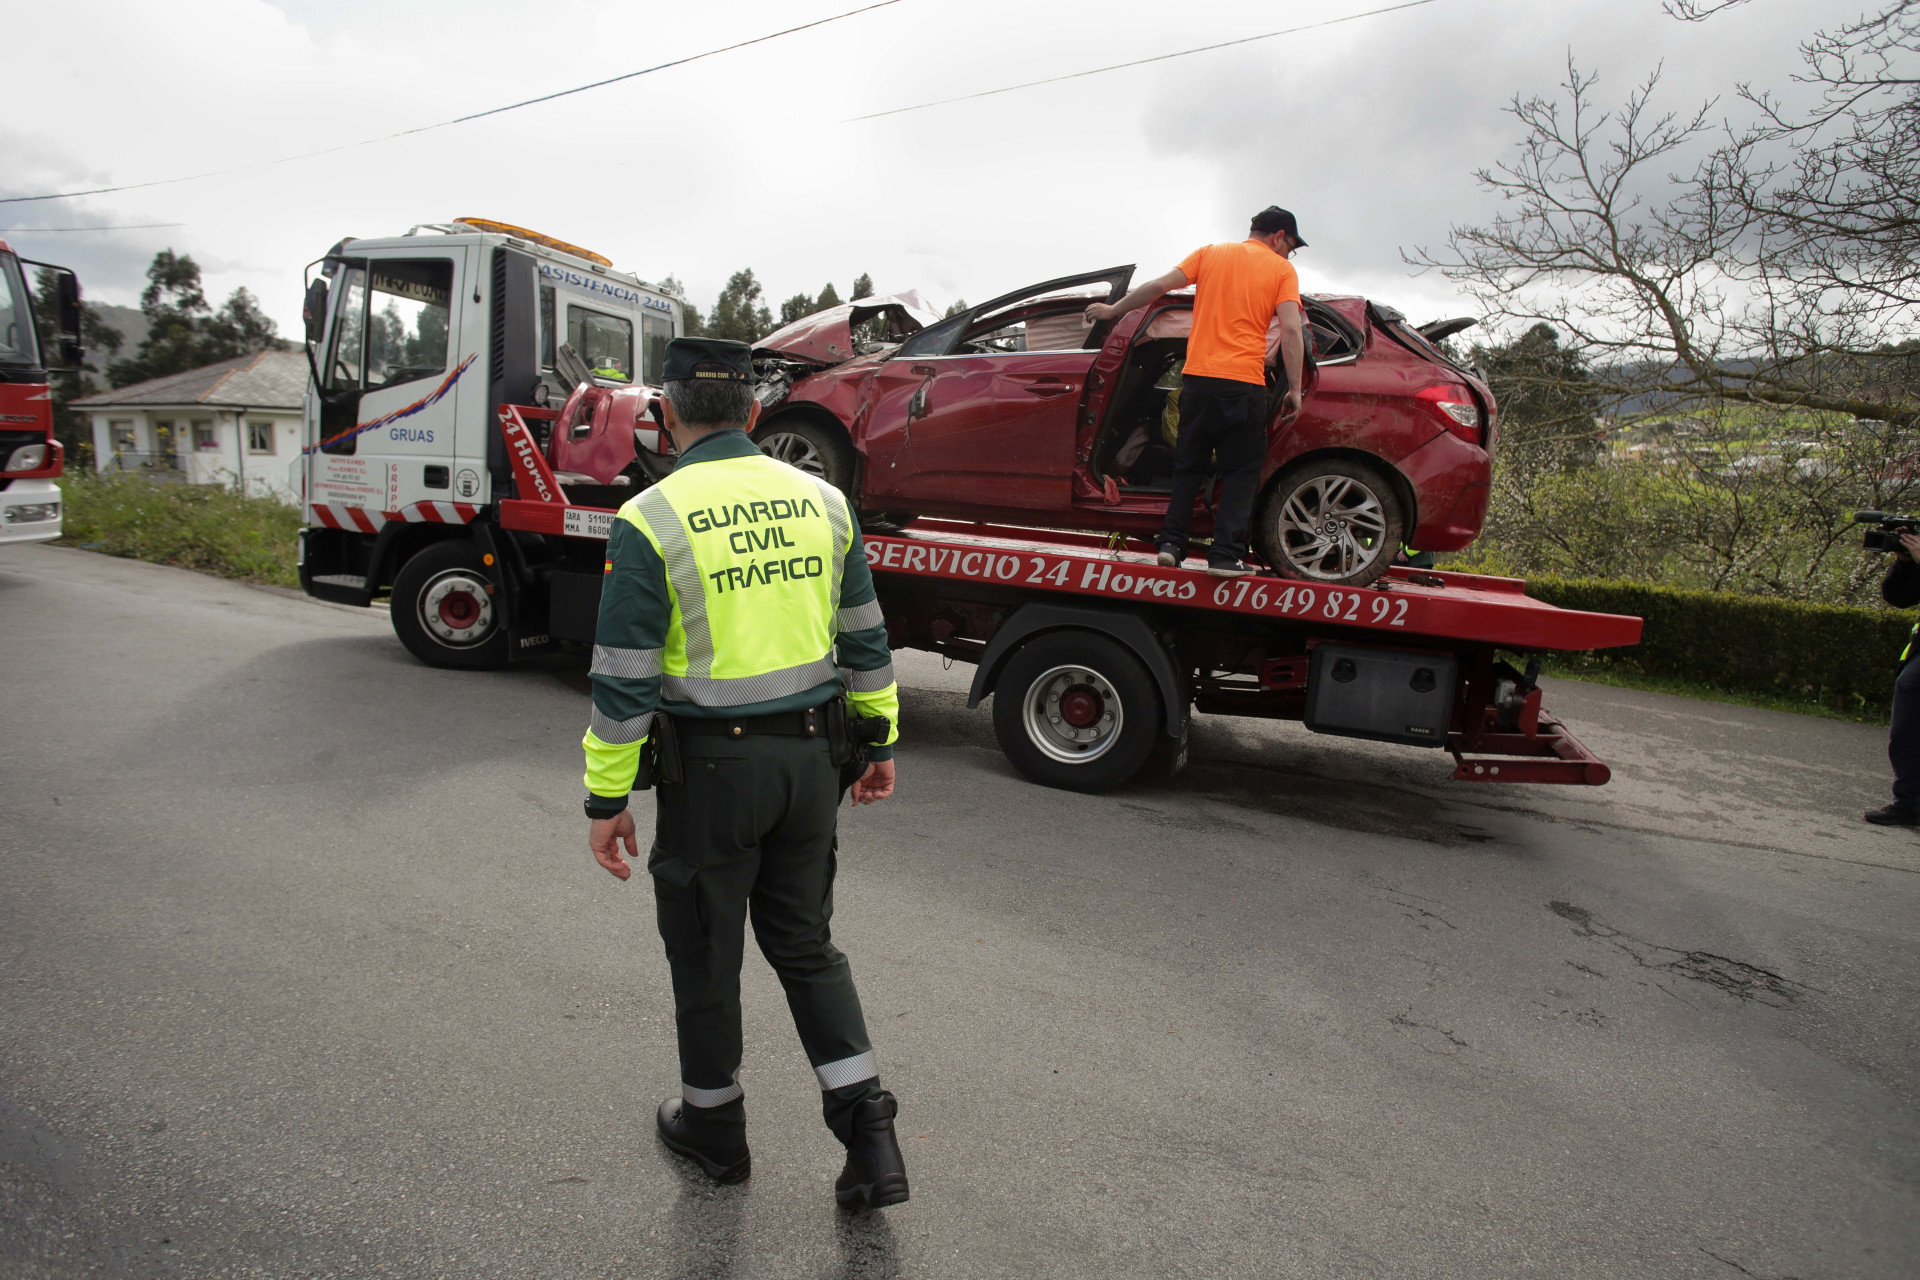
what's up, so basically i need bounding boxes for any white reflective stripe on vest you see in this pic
[809,476,850,605]
[590,706,654,744]
[662,656,841,707]
[636,487,716,678]
[592,644,664,679]
[836,599,884,633]
[842,662,895,693]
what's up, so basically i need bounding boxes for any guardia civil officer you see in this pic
[582,337,909,1210]
[1867,530,1920,825]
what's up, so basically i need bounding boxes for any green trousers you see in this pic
[648,730,886,1142]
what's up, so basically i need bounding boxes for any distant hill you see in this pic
[88,303,149,365]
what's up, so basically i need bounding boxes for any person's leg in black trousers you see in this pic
[1878,657,1920,822]
[1156,378,1230,560]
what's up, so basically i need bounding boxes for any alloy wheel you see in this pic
[1276,474,1390,581]
[757,431,827,478]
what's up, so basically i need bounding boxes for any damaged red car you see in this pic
[546,269,1497,588]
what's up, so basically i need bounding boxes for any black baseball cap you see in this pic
[663,336,752,383]
[1251,205,1307,246]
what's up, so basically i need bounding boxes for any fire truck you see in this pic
[0,240,81,544]
[296,219,1642,793]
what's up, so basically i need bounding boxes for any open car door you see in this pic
[860,267,1133,517]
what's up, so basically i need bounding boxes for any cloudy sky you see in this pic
[2,0,1833,343]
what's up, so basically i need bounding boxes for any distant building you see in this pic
[72,350,306,502]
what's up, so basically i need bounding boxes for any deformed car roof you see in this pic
[753,291,941,366]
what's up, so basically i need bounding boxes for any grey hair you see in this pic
[664,377,754,429]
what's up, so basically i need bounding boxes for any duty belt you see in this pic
[673,705,828,739]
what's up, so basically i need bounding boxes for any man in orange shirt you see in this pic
[1087,206,1306,576]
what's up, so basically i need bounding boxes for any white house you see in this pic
[73,349,307,502]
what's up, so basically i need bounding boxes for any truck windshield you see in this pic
[0,253,41,370]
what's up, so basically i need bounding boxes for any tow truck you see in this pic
[297,220,1643,793]
[0,240,82,544]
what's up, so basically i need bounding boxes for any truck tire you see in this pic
[753,417,854,500]
[389,539,510,671]
[992,630,1161,793]
[1253,457,1404,588]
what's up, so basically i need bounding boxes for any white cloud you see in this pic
[0,0,1840,347]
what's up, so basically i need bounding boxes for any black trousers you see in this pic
[1157,374,1267,566]
[1891,657,1920,811]
[648,731,885,1143]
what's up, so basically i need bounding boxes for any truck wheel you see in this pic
[754,418,854,499]
[992,631,1161,794]
[1254,457,1404,588]
[390,539,509,671]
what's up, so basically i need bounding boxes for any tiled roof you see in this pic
[71,349,308,410]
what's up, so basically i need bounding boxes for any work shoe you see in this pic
[1206,559,1256,578]
[657,1096,750,1183]
[1155,544,1181,568]
[1863,803,1920,827]
[834,1096,910,1211]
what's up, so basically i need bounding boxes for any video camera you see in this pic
[1855,511,1920,553]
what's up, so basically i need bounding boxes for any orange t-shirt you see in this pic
[1176,241,1301,385]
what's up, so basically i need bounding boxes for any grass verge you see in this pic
[1538,653,1891,726]
[56,472,300,588]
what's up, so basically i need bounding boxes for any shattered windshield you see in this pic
[0,253,40,369]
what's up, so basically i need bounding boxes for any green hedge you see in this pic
[1525,575,1910,714]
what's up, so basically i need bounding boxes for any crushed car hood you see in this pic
[753,291,940,366]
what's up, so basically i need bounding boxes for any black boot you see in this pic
[1864,803,1920,826]
[834,1095,909,1210]
[656,1096,750,1183]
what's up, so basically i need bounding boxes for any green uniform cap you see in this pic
[665,336,753,383]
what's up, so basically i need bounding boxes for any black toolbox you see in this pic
[1304,642,1457,747]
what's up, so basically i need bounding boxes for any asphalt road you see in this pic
[2,542,1915,1280]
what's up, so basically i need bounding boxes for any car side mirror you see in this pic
[303,278,330,345]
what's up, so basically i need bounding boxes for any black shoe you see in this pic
[1863,804,1920,827]
[1156,544,1182,568]
[1206,559,1255,578]
[657,1096,750,1183]
[834,1096,910,1211]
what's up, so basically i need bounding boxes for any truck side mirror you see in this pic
[303,278,330,345]
[54,270,83,367]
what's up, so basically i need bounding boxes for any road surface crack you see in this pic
[1389,1008,1469,1055]
[1548,902,1808,1007]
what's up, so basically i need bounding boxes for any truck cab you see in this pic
[296,218,683,615]
[0,240,80,545]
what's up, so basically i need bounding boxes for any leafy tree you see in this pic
[850,273,874,301]
[1472,323,1603,472]
[660,275,703,336]
[108,250,284,387]
[30,269,123,467]
[816,283,842,310]
[944,298,969,318]
[778,292,815,326]
[704,269,774,343]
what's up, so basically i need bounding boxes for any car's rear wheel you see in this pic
[753,417,854,500]
[1254,457,1404,588]
[390,539,509,670]
[992,631,1161,793]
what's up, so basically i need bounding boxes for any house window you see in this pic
[567,307,633,383]
[110,420,136,454]
[193,420,217,451]
[248,421,276,455]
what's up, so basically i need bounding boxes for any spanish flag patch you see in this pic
[604,559,614,574]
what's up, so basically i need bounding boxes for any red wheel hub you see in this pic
[1058,685,1103,728]
[438,591,481,629]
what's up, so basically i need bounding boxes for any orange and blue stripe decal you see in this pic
[303,353,478,455]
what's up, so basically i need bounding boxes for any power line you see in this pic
[841,0,1440,123]
[0,0,906,206]
[0,222,184,232]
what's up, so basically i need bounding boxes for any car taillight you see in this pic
[6,443,48,472]
[1416,385,1482,444]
